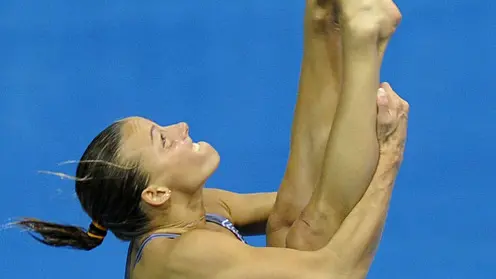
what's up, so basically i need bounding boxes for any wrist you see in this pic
[374,150,403,180]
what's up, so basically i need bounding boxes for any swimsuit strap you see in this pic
[134,233,180,266]
[205,213,246,243]
[124,233,180,279]
[125,214,246,278]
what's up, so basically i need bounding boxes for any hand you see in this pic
[376,82,409,159]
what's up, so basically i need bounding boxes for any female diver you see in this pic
[17,0,407,278]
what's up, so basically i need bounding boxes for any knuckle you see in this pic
[393,10,402,26]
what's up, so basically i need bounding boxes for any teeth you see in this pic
[193,143,200,152]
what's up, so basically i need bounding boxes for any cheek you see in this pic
[162,151,210,185]
[153,147,219,187]
[163,148,204,171]
[137,148,164,174]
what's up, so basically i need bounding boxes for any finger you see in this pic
[380,82,396,97]
[401,99,410,113]
[381,82,409,109]
[376,88,392,124]
[376,88,389,108]
[394,110,409,140]
[381,82,406,112]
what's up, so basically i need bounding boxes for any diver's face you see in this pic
[119,117,220,193]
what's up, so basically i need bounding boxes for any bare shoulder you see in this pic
[135,229,324,279]
[202,188,234,218]
[134,230,247,279]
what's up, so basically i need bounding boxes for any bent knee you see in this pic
[268,199,308,231]
[266,215,323,250]
[286,219,331,251]
[266,207,306,248]
[266,210,294,237]
[286,209,344,251]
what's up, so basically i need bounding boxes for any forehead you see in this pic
[120,117,154,140]
[118,117,155,160]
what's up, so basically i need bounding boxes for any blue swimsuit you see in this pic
[124,213,246,279]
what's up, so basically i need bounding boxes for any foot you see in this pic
[307,0,341,32]
[337,0,402,42]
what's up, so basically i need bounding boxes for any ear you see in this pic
[141,185,172,207]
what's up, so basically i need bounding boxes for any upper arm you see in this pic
[203,189,277,236]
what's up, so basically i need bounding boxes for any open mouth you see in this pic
[193,143,200,152]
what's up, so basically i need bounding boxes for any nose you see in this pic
[164,122,189,141]
[178,122,189,133]
[177,122,189,138]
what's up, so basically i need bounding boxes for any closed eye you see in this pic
[160,133,167,148]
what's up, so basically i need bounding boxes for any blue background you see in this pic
[0,1,494,278]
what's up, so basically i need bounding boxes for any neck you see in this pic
[148,186,206,235]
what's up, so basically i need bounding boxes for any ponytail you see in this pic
[17,120,152,249]
[16,218,108,251]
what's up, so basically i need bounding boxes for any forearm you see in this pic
[329,151,400,269]
[360,155,399,256]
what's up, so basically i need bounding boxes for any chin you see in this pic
[199,153,220,186]
[198,142,220,164]
[203,151,220,177]
[182,142,220,188]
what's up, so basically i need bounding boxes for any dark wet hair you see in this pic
[16,121,150,250]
